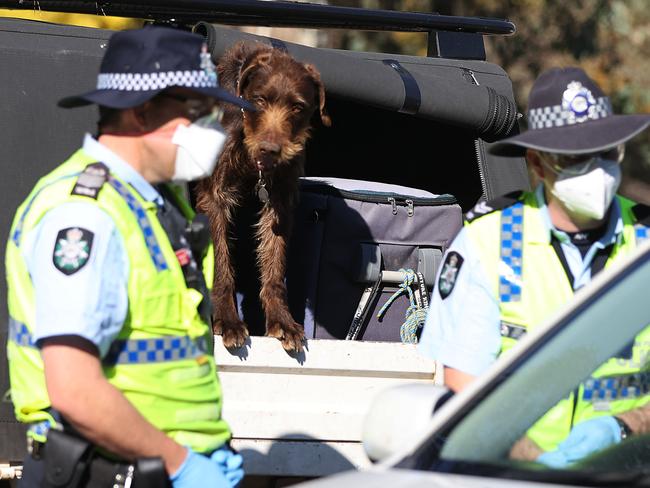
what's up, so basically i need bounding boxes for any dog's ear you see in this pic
[236,48,273,98]
[303,63,331,127]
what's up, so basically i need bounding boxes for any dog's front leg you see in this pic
[200,186,250,349]
[256,202,305,352]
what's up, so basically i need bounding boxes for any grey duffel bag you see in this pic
[285,177,463,342]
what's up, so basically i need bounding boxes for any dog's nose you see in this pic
[259,141,281,156]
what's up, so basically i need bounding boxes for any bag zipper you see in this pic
[302,184,458,207]
[461,67,491,198]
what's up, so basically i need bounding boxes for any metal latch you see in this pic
[387,197,398,215]
[405,199,414,217]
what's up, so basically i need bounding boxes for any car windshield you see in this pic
[410,242,650,486]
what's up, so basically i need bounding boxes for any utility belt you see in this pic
[30,429,170,488]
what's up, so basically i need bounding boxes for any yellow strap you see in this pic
[0,9,144,30]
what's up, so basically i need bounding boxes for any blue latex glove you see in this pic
[171,449,231,488]
[537,416,621,468]
[211,445,245,487]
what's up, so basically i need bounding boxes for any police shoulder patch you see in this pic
[52,227,94,275]
[464,191,523,223]
[438,251,464,300]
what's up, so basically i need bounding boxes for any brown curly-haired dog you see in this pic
[196,42,330,352]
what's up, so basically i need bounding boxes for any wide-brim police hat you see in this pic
[58,26,254,111]
[490,67,650,156]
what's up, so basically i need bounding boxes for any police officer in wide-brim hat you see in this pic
[8,26,252,488]
[418,66,650,469]
[59,25,253,110]
[491,67,650,156]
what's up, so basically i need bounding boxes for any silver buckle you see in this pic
[113,465,134,488]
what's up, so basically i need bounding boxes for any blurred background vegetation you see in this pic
[249,0,650,199]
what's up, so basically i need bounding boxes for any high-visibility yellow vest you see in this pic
[6,149,229,453]
[465,191,650,451]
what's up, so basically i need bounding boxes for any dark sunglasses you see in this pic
[156,92,224,124]
[541,145,625,176]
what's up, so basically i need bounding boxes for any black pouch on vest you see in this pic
[42,429,93,488]
[134,457,171,488]
[157,184,212,324]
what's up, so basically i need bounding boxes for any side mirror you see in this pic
[362,383,452,463]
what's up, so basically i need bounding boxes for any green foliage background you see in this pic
[321,0,650,186]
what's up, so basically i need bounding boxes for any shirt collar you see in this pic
[533,184,623,248]
[82,134,163,206]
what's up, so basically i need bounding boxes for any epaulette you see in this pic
[631,203,650,227]
[464,191,523,223]
[71,162,109,199]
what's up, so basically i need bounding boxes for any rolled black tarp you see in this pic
[197,23,518,140]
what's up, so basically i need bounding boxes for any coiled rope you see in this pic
[376,268,429,344]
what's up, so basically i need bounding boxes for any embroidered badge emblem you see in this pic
[562,81,597,124]
[52,227,94,275]
[200,43,217,85]
[438,251,464,300]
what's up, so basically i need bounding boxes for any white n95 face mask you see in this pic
[549,158,621,220]
[171,116,226,182]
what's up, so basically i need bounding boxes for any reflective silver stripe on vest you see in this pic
[636,223,649,243]
[103,335,208,365]
[107,177,168,272]
[499,202,524,302]
[9,317,206,365]
[8,318,35,347]
[500,321,527,340]
[582,373,650,402]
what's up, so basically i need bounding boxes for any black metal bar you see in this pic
[0,0,516,35]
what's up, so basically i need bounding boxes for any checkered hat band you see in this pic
[528,97,612,130]
[97,70,217,91]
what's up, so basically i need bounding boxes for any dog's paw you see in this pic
[214,319,250,349]
[266,320,305,352]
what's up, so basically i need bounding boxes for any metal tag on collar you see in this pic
[255,170,269,203]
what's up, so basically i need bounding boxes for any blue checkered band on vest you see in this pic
[97,71,216,91]
[107,177,168,272]
[8,318,35,347]
[8,317,207,365]
[528,97,612,130]
[11,173,81,246]
[104,335,208,365]
[499,202,524,302]
[636,224,649,243]
[28,420,52,438]
[583,373,650,402]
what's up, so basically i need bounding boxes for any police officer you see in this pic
[418,67,650,467]
[6,27,254,487]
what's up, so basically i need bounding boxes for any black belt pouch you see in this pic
[42,429,93,488]
[134,457,171,488]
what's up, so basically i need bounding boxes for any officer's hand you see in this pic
[536,416,621,468]
[171,449,230,488]
[211,445,244,487]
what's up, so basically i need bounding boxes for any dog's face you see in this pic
[236,48,331,174]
